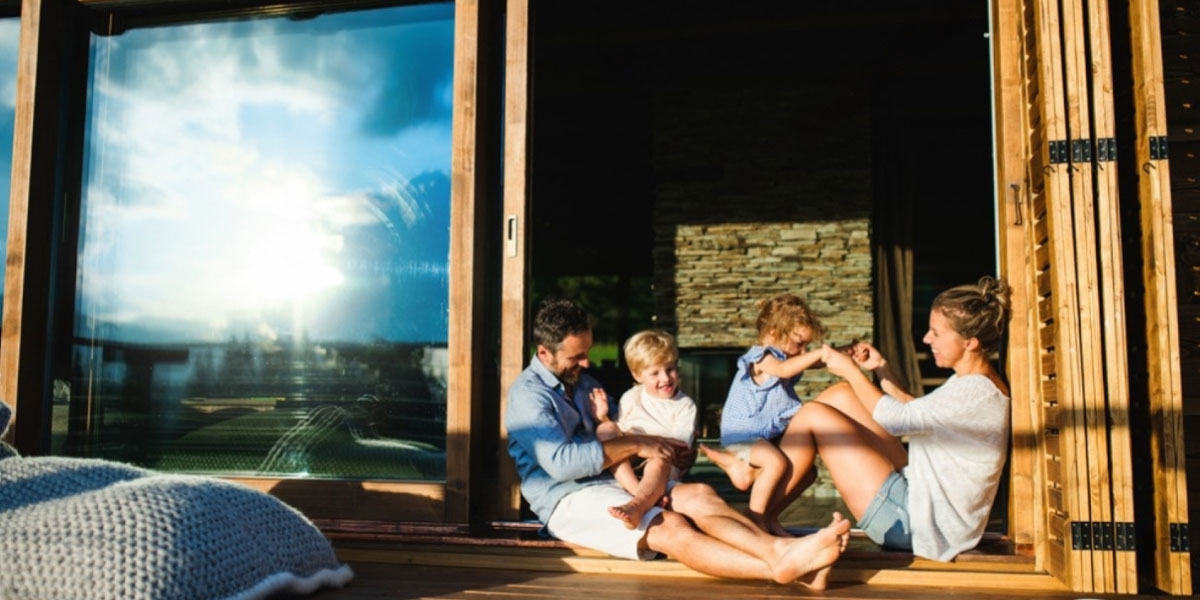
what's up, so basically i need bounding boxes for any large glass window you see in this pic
[56,4,455,482]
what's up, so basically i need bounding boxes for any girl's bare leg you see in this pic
[609,457,670,528]
[745,441,790,536]
[763,467,816,534]
[699,444,759,491]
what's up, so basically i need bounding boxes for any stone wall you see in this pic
[651,80,874,401]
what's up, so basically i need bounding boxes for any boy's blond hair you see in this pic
[623,329,679,376]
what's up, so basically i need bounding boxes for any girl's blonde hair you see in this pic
[624,329,679,375]
[932,276,1011,353]
[755,294,824,344]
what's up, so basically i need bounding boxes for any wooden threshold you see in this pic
[334,542,1064,592]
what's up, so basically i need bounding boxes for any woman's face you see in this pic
[922,309,969,368]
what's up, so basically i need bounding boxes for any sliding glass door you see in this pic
[49,1,478,522]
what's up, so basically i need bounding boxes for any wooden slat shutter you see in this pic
[1129,0,1193,594]
[997,0,1139,592]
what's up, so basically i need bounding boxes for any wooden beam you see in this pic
[1061,0,1116,591]
[1,0,73,454]
[497,0,531,521]
[1128,0,1192,594]
[1030,0,1094,591]
[992,0,1042,555]
[446,0,489,524]
[1084,0,1138,591]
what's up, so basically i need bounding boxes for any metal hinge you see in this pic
[1071,139,1093,163]
[1114,522,1136,551]
[1049,139,1070,164]
[1170,523,1190,553]
[1095,137,1117,162]
[1149,135,1169,160]
[1071,521,1091,550]
[1071,522,1132,551]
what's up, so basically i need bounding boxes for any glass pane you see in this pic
[56,4,455,482]
[0,19,20,318]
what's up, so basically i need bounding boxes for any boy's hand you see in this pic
[589,387,610,422]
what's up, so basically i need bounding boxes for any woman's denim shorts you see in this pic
[857,471,913,550]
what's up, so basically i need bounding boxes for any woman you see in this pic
[775,276,1011,561]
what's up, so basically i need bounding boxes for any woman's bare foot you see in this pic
[770,513,851,588]
[699,444,757,491]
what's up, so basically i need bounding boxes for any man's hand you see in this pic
[589,387,610,423]
[673,443,698,472]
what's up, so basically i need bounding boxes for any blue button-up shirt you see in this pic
[505,357,614,522]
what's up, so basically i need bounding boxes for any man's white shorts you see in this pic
[546,480,677,561]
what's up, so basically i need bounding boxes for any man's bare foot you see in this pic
[699,444,757,491]
[770,513,851,589]
[609,500,651,529]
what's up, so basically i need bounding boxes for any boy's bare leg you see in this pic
[698,444,758,491]
[610,459,641,496]
[609,457,670,528]
[646,483,849,588]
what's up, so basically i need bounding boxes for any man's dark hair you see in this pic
[532,298,593,351]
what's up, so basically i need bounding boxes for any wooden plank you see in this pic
[1029,0,1094,589]
[1084,0,1137,591]
[335,546,1071,591]
[1035,240,1051,270]
[1041,351,1056,377]
[445,0,487,524]
[1129,0,1193,594]
[994,0,1041,550]
[1043,402,1060,429]
[0,0,71,454]
[1060,0,1114,590]
[497,0,532,521]
[1038,294,1054,322]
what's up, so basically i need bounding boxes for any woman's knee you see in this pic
[813,381,856,408]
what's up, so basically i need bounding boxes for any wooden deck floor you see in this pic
[308,560,1148,600]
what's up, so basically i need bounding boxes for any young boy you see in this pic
[591,329,697,529]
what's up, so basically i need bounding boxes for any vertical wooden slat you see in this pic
[497,0,531,520]
[993,0,1042,555]
[1128,0,1192,594]
[1031,0,1094,590]
[1084,0,1138,591]
[1,0,68,454]
[1061,0,1116,591]
[447,0,486,523]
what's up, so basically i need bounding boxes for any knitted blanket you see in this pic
[0,404,352,600]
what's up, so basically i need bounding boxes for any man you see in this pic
[505,299,850,588]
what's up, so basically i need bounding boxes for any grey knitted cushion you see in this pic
[0,456,352,600]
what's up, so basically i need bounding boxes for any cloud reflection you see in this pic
[77,4,454,344]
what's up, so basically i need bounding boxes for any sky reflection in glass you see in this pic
[78,5,454,345]
[0,19,20,314]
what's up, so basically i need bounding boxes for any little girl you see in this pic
[701,293,825,536]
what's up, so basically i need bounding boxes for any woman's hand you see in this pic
[851,341,887,371]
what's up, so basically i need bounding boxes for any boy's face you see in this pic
[634,361,679,399]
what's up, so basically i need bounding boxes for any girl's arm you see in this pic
[754,347,824,380]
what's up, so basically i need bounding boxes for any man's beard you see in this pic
[550,359,582,385]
